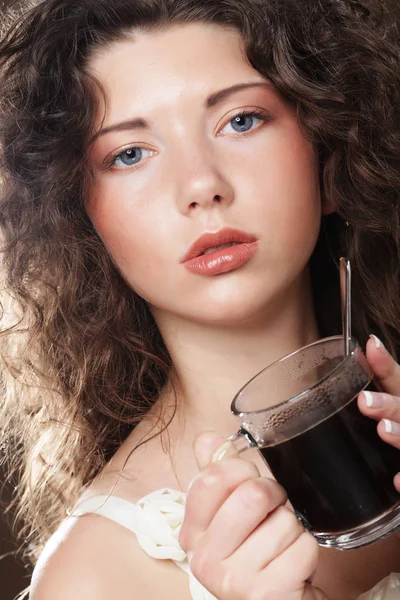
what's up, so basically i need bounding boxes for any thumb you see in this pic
[193,431,238,469]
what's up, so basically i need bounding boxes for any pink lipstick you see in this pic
[181,228,258,276]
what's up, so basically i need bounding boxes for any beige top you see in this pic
[73,488,400,600]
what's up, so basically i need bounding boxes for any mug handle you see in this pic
[211,428,258,463]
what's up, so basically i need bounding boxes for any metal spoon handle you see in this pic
[340,257,352,357]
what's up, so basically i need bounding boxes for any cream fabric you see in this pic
[358,573,400,600]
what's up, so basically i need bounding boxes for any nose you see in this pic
[174,146,234,216]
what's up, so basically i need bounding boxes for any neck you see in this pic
[151,269,320,442]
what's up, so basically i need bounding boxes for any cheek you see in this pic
[242,132,321,250]
[85,184,163,288]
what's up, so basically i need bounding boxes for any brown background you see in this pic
[0,464,30,600]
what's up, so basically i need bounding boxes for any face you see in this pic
[86,24,325,326]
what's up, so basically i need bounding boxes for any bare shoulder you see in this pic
[30,513,191,600]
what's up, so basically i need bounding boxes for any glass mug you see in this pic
[215,336,400,550]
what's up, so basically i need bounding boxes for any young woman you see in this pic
[1,0,400,598]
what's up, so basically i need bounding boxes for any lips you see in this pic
[181,227,259,276]
[181,228,258,262]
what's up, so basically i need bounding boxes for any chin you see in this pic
[178,282,277,327]
[194,305,267,327]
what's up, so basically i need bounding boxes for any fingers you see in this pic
[366,335,400,396]
[358,390,400,423]
[191,528,317,600]
[258,530,319,591]
[376,419,400,451]
[189,497,314,600]
[360,336,400,454]
[197,477,288,561]
[180,456,260,550]
[358,338,400,490]
[358,390,400,450]
[227,505,304,572]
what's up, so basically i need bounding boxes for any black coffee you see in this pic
[261,386,400,533]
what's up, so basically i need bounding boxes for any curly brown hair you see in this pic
[0,0,399,569]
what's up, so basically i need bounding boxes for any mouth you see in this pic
[202,241,241,256]
[181,228,258,263]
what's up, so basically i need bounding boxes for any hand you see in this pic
[179,432,327,600]
[358,334,400,491]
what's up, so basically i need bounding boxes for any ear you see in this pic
[322,201,337,216]
[321,191,337,216]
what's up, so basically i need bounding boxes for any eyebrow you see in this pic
[90,117,148,144]
[90,81,270,143]
[206,81,270,108]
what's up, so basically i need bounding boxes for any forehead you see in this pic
[86,23,262,120]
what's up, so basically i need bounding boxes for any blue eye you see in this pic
[231,114,257,132]
[221,110,271,135]
[106,147,154,170]
[116,148,142,166]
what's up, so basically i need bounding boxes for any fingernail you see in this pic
[363,391,384,408]
[383,419,400,435]
[370,334,387,354]
[211,441,239,463]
